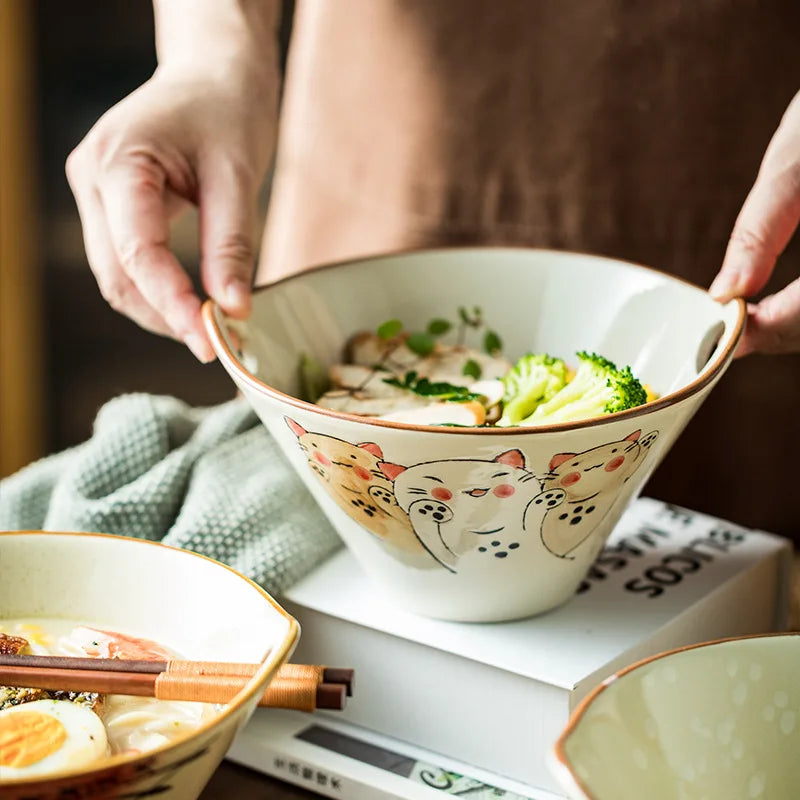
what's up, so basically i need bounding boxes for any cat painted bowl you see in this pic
[203,247,745,622]
[0,531,299,799]
[550,633,800,799]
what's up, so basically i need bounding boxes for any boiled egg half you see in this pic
[0,700,108,778]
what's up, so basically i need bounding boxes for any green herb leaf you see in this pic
[383,372,481,402]
[377,319,403,340]
[298,352,330,403]
[406,331,436,356]
[462,359,482,380]
[458,306,470,325]
[427,318,452,336]
[484,330,503,354]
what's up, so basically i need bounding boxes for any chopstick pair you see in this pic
[0,655,354,712]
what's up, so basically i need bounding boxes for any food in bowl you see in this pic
[0,621,218,779]
[308,310,655,427]
[203,247,745,622]
[0,530,299,800]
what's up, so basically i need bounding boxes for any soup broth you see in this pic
[0,618,218,778]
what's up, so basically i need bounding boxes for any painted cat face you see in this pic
[381,450,540,534]
[546,430,645,500]
[287,418,384,493]
[285,418,412,527]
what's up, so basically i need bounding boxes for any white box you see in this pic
[232,498,792,798]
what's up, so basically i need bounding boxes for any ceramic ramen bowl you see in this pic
[0,531,299,800]
[203,248,745,622]
[550,634,800,799]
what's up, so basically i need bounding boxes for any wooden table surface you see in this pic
[200,553,800,799]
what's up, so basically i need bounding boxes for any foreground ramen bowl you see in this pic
[203,248,744,622]
[0,531,299,800]
[550,634,800,799]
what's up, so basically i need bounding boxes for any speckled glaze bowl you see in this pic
[550,634,800,800]
[0,531,299,800]
[203,248,745,622]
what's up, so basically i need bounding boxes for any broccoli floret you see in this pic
[497,353,567,427]
[521,351,647,425]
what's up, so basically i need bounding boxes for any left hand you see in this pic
[710,89,800,356]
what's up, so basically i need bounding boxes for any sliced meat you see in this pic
[347,331,421,372]
[413,347,512,385]
[71,626,172,661]
[0,633,104,713]
[329,365,404,396]
[469,379,505,407]
[1,686,46,710]
[48,690,104,714]
[379,400,486,427]
[0,633,29,655]
[0,686,103,713]
[317,390,430,417]
[320,364,432,416]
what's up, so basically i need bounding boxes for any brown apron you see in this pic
[258,0,800,541]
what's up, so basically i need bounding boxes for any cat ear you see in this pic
[378,461,407,481]
[285,417,307,438]
[358,442,384,459]
[625,430,642,442]
[549,452,576,471]
[494,449,525,468]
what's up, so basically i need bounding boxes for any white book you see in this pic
[235,498,792,798]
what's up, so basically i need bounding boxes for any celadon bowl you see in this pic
[550,634,800,800]
[203,247,745,622]
[0,531,299,800]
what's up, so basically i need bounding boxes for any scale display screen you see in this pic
[297,725,537,799]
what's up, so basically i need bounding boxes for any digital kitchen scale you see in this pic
[227,499,791,799]
[230,708,564,799]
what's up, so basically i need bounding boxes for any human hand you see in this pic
[66,62,277,361]
[710,90,800,356]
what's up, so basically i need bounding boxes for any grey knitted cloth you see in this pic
[0,394,341,595]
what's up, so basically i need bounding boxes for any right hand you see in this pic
[66,62,277,361]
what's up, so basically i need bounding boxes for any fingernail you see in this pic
[184,333,214,364]
[225,278,251,313]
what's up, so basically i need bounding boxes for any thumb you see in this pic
[711,97,800,303]
[198,160,258,319]
[710,168,800,303]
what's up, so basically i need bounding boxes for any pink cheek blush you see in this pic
[561,472,581,487]
[431,487,452,502]
[605,456,625,472]
[493,484,515,498]
[314,451,331,467]
[354,465,372,481]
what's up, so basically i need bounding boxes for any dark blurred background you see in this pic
[33,2,231,450]
[1,0,798,543]
[2,1,293,469]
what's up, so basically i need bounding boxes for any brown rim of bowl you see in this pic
[0,530,299,788]
[551,631,800,799]
[202,246,747,436]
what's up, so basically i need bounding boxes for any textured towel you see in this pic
[0,394,342,595]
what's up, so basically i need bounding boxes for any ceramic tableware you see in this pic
[204,247,745,622]
[550,633,800,799]
[0,531,299,800]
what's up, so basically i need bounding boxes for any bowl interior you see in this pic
[0,532,294,664]
[216,249,742,406]
[556,636,800,799]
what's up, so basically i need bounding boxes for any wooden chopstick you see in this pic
[0,655,354,697]
[0,659,352,712]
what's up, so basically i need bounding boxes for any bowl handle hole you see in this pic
[696,320,726,372]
